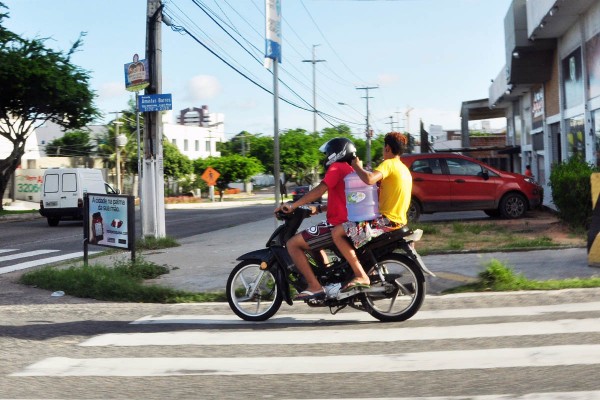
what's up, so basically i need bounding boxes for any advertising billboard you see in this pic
[84,193,135,250]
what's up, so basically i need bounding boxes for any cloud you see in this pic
[377,73,400,86]
[97,82,127,99]
[183,75,221,101]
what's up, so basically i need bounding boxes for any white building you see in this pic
[162,109,225,160]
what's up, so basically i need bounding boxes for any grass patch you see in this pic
[445,259,600,293]
[415,216,581,254]
[136,236,180,250]
[0,209,38,216]
[411,222,440,235]
[451,222,503,235]
[500,236,557,249]
[19,257,225,303]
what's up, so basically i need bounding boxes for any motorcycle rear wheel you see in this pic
[361,253,425,322]
[226,259,283,321]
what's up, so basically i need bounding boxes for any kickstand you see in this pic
[329,304,347,315]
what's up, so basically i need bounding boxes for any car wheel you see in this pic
[408,199,421,222]
[499,193,527,219]
[47,217,60,227]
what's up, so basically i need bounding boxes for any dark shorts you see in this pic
[300,221,334,251]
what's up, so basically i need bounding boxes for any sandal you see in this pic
[294,288,325,300]
[341,278,370,293]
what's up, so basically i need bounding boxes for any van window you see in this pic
[62,173,77,192]
[44,174,59,193]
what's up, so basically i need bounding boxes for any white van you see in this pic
[39,168,117,226]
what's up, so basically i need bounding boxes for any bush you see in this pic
[549,156,600,229]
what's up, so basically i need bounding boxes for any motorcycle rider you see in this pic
[331,131,412,292]
[275,137,356,300]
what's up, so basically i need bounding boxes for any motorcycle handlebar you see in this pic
[275,205,313,221]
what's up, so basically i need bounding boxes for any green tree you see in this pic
[279,129,321,185]
[0,3,99,209]
[96,99,140,175]
[219,131,253,157]
[163,140,192,179]
[194,154,263,201]
[45,129,94,157]
[248,135,273,173]
[321,125,354,142]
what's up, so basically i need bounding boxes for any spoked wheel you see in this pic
[361,253,425,322]
[226,259,283,321]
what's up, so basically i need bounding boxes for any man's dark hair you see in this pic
[384,132,407,155]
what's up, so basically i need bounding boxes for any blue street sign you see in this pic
[138,94,173,112]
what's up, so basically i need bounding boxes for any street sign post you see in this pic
[201,167,220,202]
[138,93,173,112]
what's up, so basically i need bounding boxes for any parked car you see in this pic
[290,185,322,203]
[400,153,543,222]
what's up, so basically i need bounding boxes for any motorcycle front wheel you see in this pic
[226,259,283,321]
[361,253,425,322]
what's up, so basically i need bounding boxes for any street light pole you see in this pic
[114,120,123,193]
[303,44,325,133]
[356,86,378,169]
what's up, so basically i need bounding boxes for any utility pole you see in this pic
[386,115,395,132]
[109,112,125,194]
[142,0,166,238]
[114,119,123,193]
[356,85,378,169]
[395,110,404,130]
[405,106,414,134]
[303,44,325,133]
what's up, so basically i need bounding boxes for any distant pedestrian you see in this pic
[525,165,533,177]
[280,180,287,199]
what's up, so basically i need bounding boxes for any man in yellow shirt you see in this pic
[331,132,412,291]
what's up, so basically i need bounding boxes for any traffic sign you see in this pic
[201,167,220,186]
[138,94,172,112]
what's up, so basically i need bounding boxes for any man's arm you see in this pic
[352,157,382,185]
[276,182,328,214]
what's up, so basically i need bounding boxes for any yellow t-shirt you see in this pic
[375,158,412,225]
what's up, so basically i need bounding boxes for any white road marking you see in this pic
[13,344,600,376]
[0,249,58,262]
[285,392,600,400]
[0,251,99,274]
[131,301,600,325]
[0,249,17,254]
[80,317,600,347]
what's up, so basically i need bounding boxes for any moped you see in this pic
[226,206,435,322]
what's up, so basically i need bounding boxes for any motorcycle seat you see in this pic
[371,225,413,244]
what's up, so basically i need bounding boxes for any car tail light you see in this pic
[78,198,83,208]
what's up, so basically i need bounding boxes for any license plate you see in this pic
[45,201,58,207]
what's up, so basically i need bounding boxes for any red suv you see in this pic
[400,153,543,221]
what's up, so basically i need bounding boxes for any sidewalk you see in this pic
[5,196,600,295]
[95,215,599,295]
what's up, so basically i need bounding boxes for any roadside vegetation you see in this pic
[412,213,584,256]
[19,257,225,303]
[135,236,180,251]
[446,259,600,293]
[0,209,38,216]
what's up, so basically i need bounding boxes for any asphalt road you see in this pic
[1,289,599,399]
[0,205,274,269]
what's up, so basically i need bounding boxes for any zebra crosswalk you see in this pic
[0,248,100,274]
[9,299,600,398]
